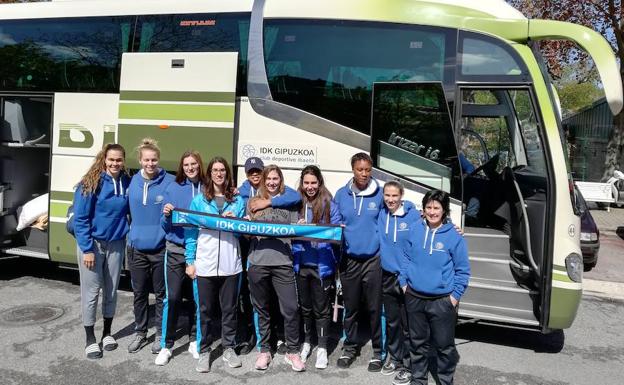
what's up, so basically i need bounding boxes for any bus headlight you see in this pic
[565,253,583,283]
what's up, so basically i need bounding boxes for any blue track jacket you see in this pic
[128,169,174,251]
[293,199,341,279]
[161,178,202,246]
[334,178,383,259]
[378,200,420,274]
[73,172,130,254]
[399,219,471,300]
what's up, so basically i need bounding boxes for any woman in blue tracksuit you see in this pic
[73,143,130,359]
[292,165,341,370]
[334,152,384,371]
[185,156,246,373]
[377,181,419,384]
[399,189,470,385]
[155,150,204,366]
[127,138,174,354]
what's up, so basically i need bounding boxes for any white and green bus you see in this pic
[1,0,621,332]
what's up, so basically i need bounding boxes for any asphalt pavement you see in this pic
[1,256,624,385]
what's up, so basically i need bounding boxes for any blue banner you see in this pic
[172,208,343,243]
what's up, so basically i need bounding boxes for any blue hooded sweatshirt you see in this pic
[334,178,383,259]
[161,178,202,246]
[73,172,130,254]
[128,168,174,251]
[293,199,341,279]
[399,219,471,300]
[238,179,301,208]
[377,200,420,274]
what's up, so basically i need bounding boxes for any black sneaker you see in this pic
[337,354,355,368]
[367,358,383,372]
[237,342,254,356]
[276,340,287,355]
[127,334,147,353]
[381,360,397,375]
[392,369,412,385]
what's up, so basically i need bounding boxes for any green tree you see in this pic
[508,0,624,181]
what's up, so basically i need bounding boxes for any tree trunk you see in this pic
[602,110,624,181]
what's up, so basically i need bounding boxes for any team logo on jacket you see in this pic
[155,195,164,203]
[435,242,444,250]
[368,202,377,210]
[399,222,408,231]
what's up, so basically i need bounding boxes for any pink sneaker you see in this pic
[285,353,306,372]
[255,352,272,370]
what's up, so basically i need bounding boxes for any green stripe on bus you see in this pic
[118,103,235,122]
[50,201,71,217]
[552,274,573,283]
[118,124,234,171]
[50,191,74,201]
[552,264,567,272]
[548,286,581,330]
[120,91,235,103]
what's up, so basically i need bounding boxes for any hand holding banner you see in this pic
[172,208,343,243]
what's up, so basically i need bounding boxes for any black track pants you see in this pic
[382,270,410,368]
[129,248,165,336]
[196,274,240,352]
[296,266,334,349]
[340,255,383,359]
[248,264,300,354]
[406,288,459,385]
[161,249,197,349]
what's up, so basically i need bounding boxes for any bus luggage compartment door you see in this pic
[117,52,239,171]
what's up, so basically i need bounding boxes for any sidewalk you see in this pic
[584,278,624,301]
[588,206,624,233]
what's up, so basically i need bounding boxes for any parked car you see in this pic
[575,189,600,271]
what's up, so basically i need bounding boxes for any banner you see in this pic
[172,208,343,243]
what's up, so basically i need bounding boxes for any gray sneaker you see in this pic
[127,334,147,353]
[381,360,397,375]
[222,348,242,368]
[392,369,412,385]
[196,352,211,373]
[151,335,162,354]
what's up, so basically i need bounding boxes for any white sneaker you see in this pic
[154,348,172,366]
[315,347,328,369]
[300,342,312,363]
[188,341,199,360]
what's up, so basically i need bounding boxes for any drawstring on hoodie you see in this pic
[304,203,309,223]
[111,177,124,196]
[351,193,364,216]
[384,212,398,243]
[429,228,438,255]
[142,181,149,206]
[192,181,201,198]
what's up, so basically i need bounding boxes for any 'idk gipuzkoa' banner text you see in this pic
[172,209,342,244]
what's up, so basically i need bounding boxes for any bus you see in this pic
[1,0,621,333]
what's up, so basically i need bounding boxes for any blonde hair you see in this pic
[79,143,126,195]
[136,137,160,161]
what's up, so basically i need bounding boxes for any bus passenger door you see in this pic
[457,87,549,328]
[117,52,239,170]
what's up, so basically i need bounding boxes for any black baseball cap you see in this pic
[244,157,264,173]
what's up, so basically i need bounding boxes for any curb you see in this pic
[583,278,624,301]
